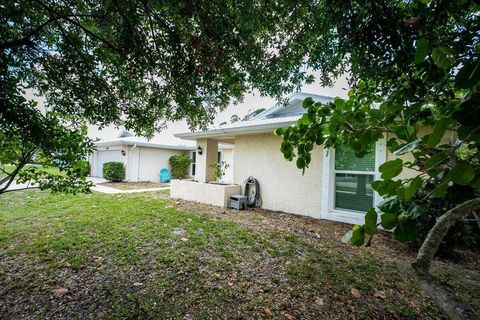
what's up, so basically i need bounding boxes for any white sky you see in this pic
[28,72,350,145]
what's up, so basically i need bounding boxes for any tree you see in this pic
[275,1,479,319]
[0,0,316,195]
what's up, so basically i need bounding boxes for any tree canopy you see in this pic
[275,1,480,318]
[1,0,319,193]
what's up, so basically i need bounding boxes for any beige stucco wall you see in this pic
[233,134,323,219]
[195,139,218,182]
[126,146,186,182]
[221,148,234,183]
[91,146,125,177]
[170,179,241,207]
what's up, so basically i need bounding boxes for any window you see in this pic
[321,138,386,224]
[190,150,222,177]
[333,145,375,212]
[190,151,196,176]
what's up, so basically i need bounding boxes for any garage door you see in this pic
[96,150,124,177]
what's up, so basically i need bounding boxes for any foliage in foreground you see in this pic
[275,1,479,319]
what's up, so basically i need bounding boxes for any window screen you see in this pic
[334,145,375,212]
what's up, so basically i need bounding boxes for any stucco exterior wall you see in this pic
[221,148,234,183]
[132,147,184,182]
[92,146,125,177]
[170,179,241,207]
[195,139,218,182]
[233,134,323,218]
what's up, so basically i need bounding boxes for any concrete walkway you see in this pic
[1,180,37,192]
[2,176,168,194]
[87,177,169,194]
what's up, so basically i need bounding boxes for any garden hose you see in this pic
[244,176,262,208]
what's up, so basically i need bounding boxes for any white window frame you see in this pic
[321,136,386,225]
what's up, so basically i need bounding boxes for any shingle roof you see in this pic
[175,92,334,140]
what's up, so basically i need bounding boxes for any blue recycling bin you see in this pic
[160,168,171,183]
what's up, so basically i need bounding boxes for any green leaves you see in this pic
[394,222,418,242]
[450,163,475,185]
[427,118,450,147]
[394,139,421,155]
[455,61,480,89]
[378,197,402,214]
[432,46,455,69]
[364,208,378,235]
[343,225,366,246]
[402,176,423,201]
[296,157,306,169]
[372,179,401,197]
[380,213,398,230]
[453,92,480,126]
[302,97,315,109]
[400,204,428,220]
[274,128,285,136]
[379,159,403,179]
[414,39,429,64]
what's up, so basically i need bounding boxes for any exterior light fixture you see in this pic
[196,146,203,155]
[121,150,126,156]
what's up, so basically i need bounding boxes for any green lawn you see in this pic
[0,164,63,179]
[0,190,478,319]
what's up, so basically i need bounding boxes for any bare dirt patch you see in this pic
[99,181,169,190]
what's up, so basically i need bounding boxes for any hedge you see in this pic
[102,161,125,182]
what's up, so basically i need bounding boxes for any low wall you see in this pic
[170,179,241,208]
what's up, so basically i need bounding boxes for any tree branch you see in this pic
[0,16,61,50]
[0,186,39,194]
[31,0,116,50]
[412,198,480,320]
[0,162,26,194]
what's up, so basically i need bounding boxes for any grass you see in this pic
[0,190,478,319]
[0,164,63,179]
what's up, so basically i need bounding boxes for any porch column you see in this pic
[91,150,98,176]
[195,138,218,182]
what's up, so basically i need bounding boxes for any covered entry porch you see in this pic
[171,136,240,208]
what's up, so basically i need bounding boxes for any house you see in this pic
[172,92,451,225]
[89,130,234,183]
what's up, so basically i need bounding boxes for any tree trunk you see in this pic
[412,197,480,320]
[0,162,26,194]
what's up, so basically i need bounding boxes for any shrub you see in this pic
[407,196,480,259]
[102,161,125,182]
[169,155,191,179]
[209,161,230,183]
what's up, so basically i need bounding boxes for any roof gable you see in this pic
[253,92,334,120]
[117,129,135,138]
